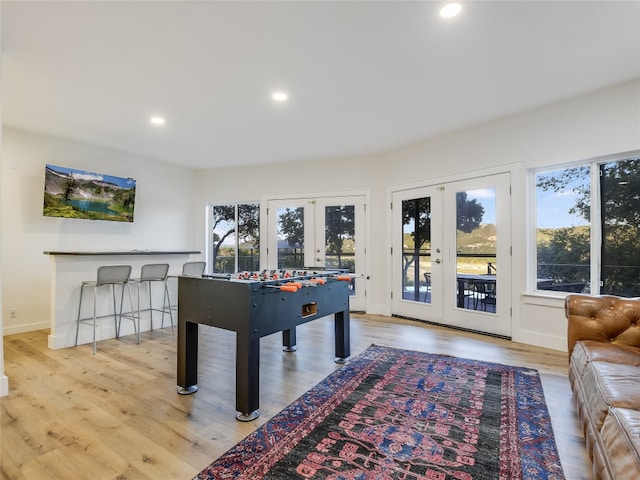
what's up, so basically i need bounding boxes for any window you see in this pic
[534,151,640,296]
[210,203,260,273]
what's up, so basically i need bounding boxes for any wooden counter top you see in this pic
[44,250,200,256]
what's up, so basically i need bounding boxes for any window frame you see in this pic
[529,149,640,296]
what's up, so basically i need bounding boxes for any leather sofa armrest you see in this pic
[566,294,640,357]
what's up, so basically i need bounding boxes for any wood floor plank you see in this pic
[1,314,592,480]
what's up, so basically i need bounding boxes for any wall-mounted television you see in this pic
[43,164,136,222]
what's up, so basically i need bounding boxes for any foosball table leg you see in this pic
[334,309,351,363]
[282,328,297,352]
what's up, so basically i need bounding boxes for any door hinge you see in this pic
[390,201,393,210]
[390,247,393,255]
[391,291,393,299]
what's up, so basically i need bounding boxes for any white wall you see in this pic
[1,128,199,335]
[195,79,640,352]
[0,7,8,396]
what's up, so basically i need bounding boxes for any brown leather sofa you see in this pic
[565,294,640,480]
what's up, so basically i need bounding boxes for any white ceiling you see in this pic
[2,1,639,169]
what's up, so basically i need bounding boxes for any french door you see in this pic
[266,195,366,311]
[391,174,511,337]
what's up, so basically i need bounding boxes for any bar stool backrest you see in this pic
[182,261,206,277]
[139,263,170,281]
[96,265,132,286]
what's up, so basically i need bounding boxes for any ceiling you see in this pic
[2,1,639,169]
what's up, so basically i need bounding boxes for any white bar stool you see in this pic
[130,263,173,336]
[182,261,206,277]
[75,265,137,355]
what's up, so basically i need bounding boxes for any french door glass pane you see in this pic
[325,205,356,296]
[455,189,497,312]
[601,158,640,296]
[277,207,304,269]
[401,197,431,303]
[535,167,591,293]
[237,204,260,271]
[324,205,355,272]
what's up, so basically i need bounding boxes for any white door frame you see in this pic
[388,169,514,337]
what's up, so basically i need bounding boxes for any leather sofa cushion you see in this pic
[582,361,640,431]
[571,340,640,380]
[601,407,640,480]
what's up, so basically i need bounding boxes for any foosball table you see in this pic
[176,269,352,421]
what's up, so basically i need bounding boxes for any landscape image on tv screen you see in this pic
[43,164,136,222]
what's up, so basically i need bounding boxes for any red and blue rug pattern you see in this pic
[195,344,565,479]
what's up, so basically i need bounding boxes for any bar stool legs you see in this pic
[143,276,173,333]
[130,264,173,338]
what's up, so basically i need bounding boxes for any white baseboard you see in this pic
[512,330,567,353]
[3,321,50,336]
[363,303,390,316]
[0,375,9,397]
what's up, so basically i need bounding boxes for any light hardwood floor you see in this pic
[1,314,592,480]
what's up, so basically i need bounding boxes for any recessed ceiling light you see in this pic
[272,92,288,102]
[440,3,462,18]
[149,116,165,126]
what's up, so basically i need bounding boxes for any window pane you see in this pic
[277,207,304,269]
[212,205,236,273]
[536,167,590,293]
[600,157,640,296]
[401,197,431,303]
[211,203,260,273]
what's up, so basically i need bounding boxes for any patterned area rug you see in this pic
[195,345,565,479]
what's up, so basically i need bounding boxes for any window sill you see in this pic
[521,292,567,308]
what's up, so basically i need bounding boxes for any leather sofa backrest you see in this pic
[565,294,640,357]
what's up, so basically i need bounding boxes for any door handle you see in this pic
[434,259,441,264]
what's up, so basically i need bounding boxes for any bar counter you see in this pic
[44,250,201,350]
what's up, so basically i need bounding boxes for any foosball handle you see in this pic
[280,284,298,292]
